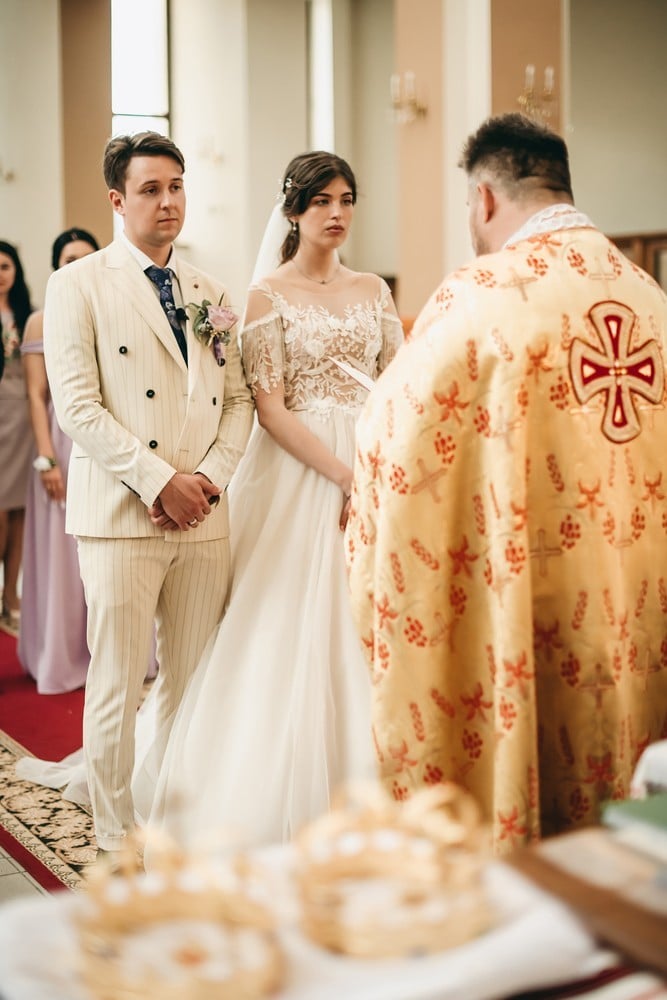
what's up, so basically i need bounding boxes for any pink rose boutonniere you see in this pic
[186,297,238,366]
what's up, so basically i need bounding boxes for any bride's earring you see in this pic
[291,220,298,235]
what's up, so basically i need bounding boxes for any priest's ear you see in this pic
[477,182,496,223]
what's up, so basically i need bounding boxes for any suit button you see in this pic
[146,389,155,398]
[119,345,128,354]
[149,440,158,449]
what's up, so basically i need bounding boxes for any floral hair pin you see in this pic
[279,176,293,204]
[186,298,238,366]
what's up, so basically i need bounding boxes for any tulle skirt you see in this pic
[142,407,374,848]
[18,408,375,850]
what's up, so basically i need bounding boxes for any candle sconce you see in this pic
[389,71,427,125]
[517,64,556,123]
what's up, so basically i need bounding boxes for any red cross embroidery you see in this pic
[570,301,664,443]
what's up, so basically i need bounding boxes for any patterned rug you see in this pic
[0,730,96,890]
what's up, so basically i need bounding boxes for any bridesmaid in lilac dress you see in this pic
[18,229,99,693]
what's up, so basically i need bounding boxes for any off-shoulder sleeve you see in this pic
[240,310,285,396]
[376,278,404,375]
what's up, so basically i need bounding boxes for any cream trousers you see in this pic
[77,535,230,850]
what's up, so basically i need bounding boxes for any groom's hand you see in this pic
[157,472,221,531]
[148,496,180,531]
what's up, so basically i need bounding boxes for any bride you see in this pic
[17,150,403,852]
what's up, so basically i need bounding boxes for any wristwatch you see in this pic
[33,455,57,472]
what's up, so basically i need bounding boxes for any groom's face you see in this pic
[109,154,186,260]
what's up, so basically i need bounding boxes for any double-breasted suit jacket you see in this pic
[43,238,253,539]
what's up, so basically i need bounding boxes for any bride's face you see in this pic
[296,176,355,252]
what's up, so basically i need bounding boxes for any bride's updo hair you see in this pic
[279,151,357,263]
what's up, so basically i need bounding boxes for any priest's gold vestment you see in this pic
[346,223,667,852]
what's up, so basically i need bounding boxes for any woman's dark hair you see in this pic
[51,228,100,270]
[0,240,33,339]
[279,151,357,263]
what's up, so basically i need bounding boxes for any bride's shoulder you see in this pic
[251,263,293,289]
[340,268,390,299]
[248,266,295,303]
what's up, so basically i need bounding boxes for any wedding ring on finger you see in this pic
[187,518,198,526]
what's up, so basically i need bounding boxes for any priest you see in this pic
[346,112,667,852]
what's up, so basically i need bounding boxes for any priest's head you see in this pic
[461,113,574,256]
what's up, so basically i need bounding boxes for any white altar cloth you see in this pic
[0,857,613,1000]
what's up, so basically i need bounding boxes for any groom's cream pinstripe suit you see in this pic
[44,238,253,848]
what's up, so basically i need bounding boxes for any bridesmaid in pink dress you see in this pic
[18,229,99,693]
[0,240,34,635]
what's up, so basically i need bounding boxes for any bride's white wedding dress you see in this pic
[17,276,403,849]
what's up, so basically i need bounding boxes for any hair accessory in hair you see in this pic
[278,176,293,206]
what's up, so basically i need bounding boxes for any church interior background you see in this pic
[1,0,666,326]
[0,2,667,986]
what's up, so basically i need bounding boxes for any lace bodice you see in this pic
[241,281,403,415]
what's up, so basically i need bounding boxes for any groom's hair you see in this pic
[103,131,186,193]
[460,113,573,201]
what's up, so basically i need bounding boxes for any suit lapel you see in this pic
[105,240,188,373]
[179,263,204,396]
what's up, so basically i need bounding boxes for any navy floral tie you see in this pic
[145,265,188,364]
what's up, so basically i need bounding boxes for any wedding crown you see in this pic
[74,834,284,1000]
[295,782,493,959]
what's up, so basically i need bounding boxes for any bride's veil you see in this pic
[250,200,291,286]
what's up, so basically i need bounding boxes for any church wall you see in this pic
[3,0,665,315]
[61,0,113,254]
[567,0,667,236]
[441,0,492,278]
[491,0,562,132]
[168,0,396,309]
[394,0,445,317]
[0,0,63,307]
[340,0,397,284]
[169,0,255,309]
[244,0,310,300]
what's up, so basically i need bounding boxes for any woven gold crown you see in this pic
[295,781,493,958]
[75,833,284,1000]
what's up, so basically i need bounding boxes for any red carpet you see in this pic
[0,628,89,890]
[0,825,66,892]
[0,628,84,758]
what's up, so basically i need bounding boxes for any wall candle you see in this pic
[525,64,535,91]
[404,71,415,101]
[544,66,554,94]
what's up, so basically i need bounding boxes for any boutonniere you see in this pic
[186,297,238,366]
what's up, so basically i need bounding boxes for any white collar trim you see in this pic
[503,204,596,248]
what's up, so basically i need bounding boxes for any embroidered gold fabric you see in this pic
[347,226,667,852]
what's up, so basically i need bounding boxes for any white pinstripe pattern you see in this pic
[42,238,253,850]
[43,240,253,538]
[77,536,229,848]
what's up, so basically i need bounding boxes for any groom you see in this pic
[44,131,253,861]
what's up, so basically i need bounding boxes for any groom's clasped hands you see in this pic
[149,471,222,532]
